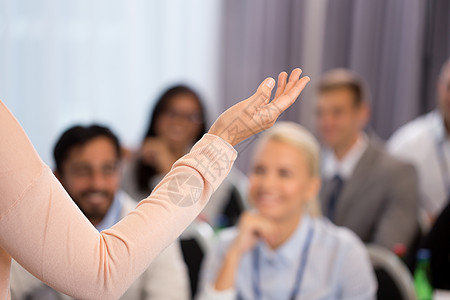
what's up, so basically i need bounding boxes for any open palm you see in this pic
[209,68,310,146]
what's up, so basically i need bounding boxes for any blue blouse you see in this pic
[198,215,376,300]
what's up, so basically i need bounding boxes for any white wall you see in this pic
[0,0,222,167]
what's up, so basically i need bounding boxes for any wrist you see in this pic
[214,247,243,291]
[227,242,247,259]
[208,124,237,147]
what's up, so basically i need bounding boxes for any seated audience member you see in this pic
[121,85,246,229]
[197,122,376,300]
[316,69,419,251]
[10,125,189,300]
[388,59,450,224]
[121,86,247,297]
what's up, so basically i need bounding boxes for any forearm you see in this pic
[214,246,242,291]
[0,100,236,300]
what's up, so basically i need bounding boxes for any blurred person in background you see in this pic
[197,122,376,300]
[121,84,247,297]
[316,69,419,251]
[10,124,189,300]
[388,59,450,227]
[122,85,246,229]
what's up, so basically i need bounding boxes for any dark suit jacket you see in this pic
[320,138,419,250]
[419,200,450,289]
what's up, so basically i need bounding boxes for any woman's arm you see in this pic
[209,212,280,292]
[0,69,309,300]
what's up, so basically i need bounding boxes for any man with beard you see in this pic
[10,124,190,300]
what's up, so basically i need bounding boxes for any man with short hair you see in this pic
[10,125,190,300]
[388,59,450,224]
[316,68,419,250]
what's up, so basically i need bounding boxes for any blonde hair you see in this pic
[254,121,322,218]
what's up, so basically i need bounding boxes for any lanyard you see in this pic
[248,223,315,300]
[435,136,450,198]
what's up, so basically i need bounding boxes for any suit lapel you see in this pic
[333,140,380,224]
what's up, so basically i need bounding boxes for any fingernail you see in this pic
[266,78,275,88]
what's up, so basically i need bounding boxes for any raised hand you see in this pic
[209,68,310,146]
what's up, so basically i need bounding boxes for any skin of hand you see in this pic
[228,212,281,256]
[208,68,310,146]
[140,137,178,174]
[213,211,281,291]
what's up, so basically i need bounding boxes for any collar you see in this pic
[258,214,312,267]
[322,133,369,180]
[95,190,123,232]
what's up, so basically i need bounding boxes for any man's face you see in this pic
[316,88,368,150]
[438,71,450,128]
[57,137,120,223]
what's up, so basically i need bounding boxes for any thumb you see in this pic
[252,77,275,106]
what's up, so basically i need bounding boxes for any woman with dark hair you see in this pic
[133,85,207,198]
[122,85,248,297]
[123,85,246,229]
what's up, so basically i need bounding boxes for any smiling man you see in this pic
[10,125,190,300]
[316,69,419,251]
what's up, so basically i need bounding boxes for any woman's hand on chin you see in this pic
[229,212,281,256]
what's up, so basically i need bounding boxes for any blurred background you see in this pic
[0,0,449,171]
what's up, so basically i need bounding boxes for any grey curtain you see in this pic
[323,0,450,139]
[219,0,308,172]
[220,0,450,172]
[421,0,450,113]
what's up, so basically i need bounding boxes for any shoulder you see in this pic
[313,217,366,251]
[388,111,438,151]
[366,139,416,175]
[205,227,239,258]
[312,218,372,270]
[215,227,239,247]
[119,191,139,215]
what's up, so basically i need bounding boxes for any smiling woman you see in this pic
[198,122,377,300]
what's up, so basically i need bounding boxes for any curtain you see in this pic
[220,0,450,172]
[219,0,325,172]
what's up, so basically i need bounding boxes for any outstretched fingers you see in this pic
[283,68,303,95]
[268,74,310,113]
[274,72,288,99]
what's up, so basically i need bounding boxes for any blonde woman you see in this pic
[198,122,376,300]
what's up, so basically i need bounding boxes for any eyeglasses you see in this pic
[163,108,203,124]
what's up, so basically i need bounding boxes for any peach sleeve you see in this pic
[0,100,237,300]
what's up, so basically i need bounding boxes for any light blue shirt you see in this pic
[95,191,124,232]
[198,215,376,300]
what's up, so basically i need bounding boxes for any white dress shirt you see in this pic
[197,215,377,300]
[322,134,369,180]
[388,110,450,216]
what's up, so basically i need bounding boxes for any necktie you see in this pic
[327,175,344,221]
